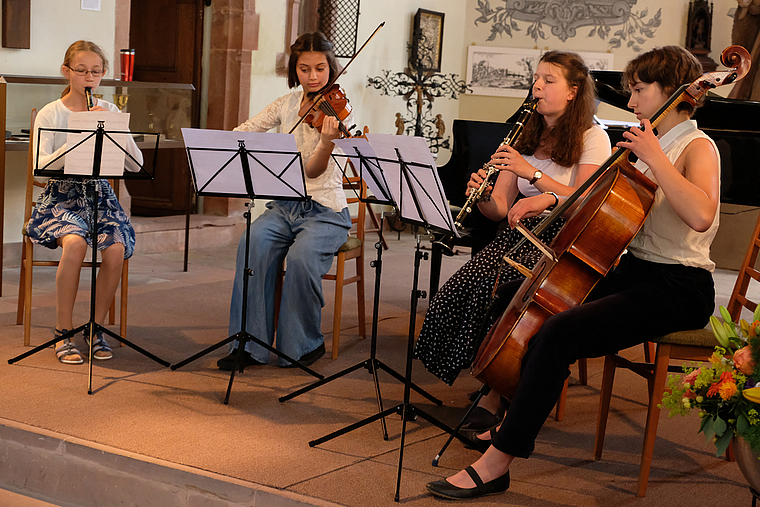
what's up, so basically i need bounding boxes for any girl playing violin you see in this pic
[426,45,720,501]
[218,32,353,370]
[414,51,610,431]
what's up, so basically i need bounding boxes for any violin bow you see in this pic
[289,21,385,134]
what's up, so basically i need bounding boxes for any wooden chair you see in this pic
[16,108,128,346]
[275,175,367,359]
[591,217,760,497]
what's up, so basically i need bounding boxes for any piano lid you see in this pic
[592,70,760,207]
[592,70,760,133]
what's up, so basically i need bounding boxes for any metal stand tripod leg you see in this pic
[279,215,442,440]
[170,200,324,404]
[8,179,170,393]
[303,234,480,501]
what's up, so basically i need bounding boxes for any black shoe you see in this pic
[426,466,510,500]
[461,406,504,433]
[280,343,325,368]
[216,350,265,371]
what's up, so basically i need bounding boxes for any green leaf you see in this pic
[754,304,760,323]
[715,428,734,457]
[738,413,750,435]
[714,416,728,436]
[702,415,716,442]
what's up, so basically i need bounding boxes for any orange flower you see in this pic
[707,371,737,400]
[734,346,756,375]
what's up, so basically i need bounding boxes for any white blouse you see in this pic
[234,89,352,212]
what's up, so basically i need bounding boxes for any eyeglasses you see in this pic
[66,66,104,77]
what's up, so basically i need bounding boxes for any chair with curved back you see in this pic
[16,108,129,346]
[591,227,760,497]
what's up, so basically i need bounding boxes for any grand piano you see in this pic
[431,72,760,295]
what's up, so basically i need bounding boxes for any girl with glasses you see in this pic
[27,40,143,364]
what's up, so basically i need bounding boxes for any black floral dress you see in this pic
[414,214,565,385]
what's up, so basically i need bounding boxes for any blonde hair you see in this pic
[60,40,109,98]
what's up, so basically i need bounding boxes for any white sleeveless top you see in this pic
[627,120,719,272]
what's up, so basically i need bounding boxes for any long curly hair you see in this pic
[513,50,596,168]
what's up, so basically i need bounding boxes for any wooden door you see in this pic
[125,0,204,216]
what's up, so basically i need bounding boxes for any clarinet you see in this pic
[435,96,539,256]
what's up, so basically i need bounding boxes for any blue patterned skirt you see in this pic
[26,178,135,259]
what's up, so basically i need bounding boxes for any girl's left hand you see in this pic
[490,144,533,180]
[507,193,555,228]
[616,120,662,167]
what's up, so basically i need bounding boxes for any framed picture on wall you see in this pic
[465,46,541,97]
[411,9,445,71]
[577,51,615,71]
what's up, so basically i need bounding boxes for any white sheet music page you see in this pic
[181,128,305,198]
[365,134,458,236]
[65,111,130,176]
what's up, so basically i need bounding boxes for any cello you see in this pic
[471,45,752,400]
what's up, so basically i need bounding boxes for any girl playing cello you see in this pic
[427,45,721,500]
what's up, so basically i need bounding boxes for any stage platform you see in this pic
[0,231,756,506]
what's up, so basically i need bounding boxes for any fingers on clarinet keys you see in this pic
[426,467,511,500]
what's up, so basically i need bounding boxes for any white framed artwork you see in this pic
[466,46,541,97]
[466,47,615,97]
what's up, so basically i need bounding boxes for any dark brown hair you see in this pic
[287,32,340,90]
[513,50,596,168]
[60,40,109,98]
[621,45,704,116]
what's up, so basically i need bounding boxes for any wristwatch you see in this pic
[529,170,543,185]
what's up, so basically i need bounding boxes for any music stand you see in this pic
[301,134,477,501]
[170,128,324,405]
[8,116,169,395]
[279,139,443,441]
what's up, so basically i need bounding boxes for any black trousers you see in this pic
[488,253,715,459]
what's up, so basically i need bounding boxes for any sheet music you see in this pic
[332,137,394,205]
[181,128,306,199]
[365,134,458,236]
[64,111,130,176]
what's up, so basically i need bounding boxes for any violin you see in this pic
[289,22,384,137]
[299,83,354,138]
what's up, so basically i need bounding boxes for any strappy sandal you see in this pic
[54,329,83,365]
[84,330,113,360]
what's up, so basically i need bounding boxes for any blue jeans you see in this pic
[228,200,351,365]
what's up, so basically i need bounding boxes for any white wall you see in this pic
[0,0,117,76]
[1,0,118,248]
[459,0,739,123]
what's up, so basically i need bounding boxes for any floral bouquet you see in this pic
[661,305,760,456]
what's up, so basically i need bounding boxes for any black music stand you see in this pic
[8,118,169,394]
[170,128,324,405]
[301,134,478,501]
[279,142,442,442]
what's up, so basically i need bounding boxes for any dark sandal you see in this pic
[84,330,113,360]
[54,329,83,365]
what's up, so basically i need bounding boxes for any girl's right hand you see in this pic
[466,168,491,198]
